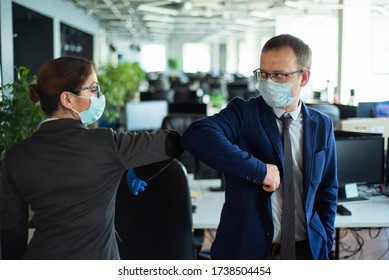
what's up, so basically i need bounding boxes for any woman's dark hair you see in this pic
[28,56,95,116]
[261,34,312,70]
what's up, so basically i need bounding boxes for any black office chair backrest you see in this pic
[115,159,194,260]
[140,89,174,102]
[227,82,248,100]
[161,113,205,173]
[161,113,205,133]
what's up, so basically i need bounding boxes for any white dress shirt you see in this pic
[271,101,307,243]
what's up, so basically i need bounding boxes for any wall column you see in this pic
[226,37,238,74]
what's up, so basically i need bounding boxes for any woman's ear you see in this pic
[59,91,74,110]
[300,70,311,87]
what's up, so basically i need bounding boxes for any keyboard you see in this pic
[338,196,369,203]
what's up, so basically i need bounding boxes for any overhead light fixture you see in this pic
[183,1,193,11]
[250,11,274,20]
[235,19,257,27]
[138,4,179,16]
[143,14,176,23]
[284,0,302,9]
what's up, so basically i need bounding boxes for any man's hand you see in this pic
[127,169,147,196]
[262,164,280,192]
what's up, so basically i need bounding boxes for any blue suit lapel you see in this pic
[301,103,318,195]
[258,101,284,168]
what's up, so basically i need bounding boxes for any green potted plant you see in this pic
[167,58,180,71]
[97,62,146,125]
[0,66,44,159]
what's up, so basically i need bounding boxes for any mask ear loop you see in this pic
[144,159,177,182]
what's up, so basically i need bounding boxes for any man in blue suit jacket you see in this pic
[181,34,338,260]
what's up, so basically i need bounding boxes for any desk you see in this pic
[188,175,389,259]
[334,196,389,259]
[188,174,224,229]
[336,196,389,228]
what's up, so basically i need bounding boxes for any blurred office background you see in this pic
[2,0,389,260]
[1,0,389,106]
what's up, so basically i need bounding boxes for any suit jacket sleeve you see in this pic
[181,98,267,185]
[111,129,183,170]
[0,158,29,259]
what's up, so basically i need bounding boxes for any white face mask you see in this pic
[259,79,298,108]
[71,94,106,126]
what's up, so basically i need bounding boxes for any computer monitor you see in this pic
[334,130,382,138]
[336,136,384,187]
[168,102,207,115]
[333,104,357,119]
[375,101,389,117]
[125,100,168,132]
[385,138,389,196]
[356,102,376,118]
[385,137,389,186]
[227,82,248,101]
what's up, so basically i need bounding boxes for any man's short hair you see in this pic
[262,34,312,70]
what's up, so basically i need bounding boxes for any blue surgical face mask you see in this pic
[71,94,106,126]
[258,79,298,108]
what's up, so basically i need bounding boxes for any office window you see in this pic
[238,41,251,76]
[140,44,166,72]
[183,43,210,73]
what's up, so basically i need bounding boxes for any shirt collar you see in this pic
[272,100,302,120]
[38,118,60,129]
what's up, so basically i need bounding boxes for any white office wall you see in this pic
[276,14,339,101]
[0,0,101,84]
[340,0,371,104]
[274,0,389,105]
[338,0,389,104]
[366,14,389,103]
[211,40,221,75]
[238,28,261,76]
[371,15,389,74]
[226,38,239,74]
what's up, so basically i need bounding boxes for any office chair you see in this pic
[226,82,249,101]
[140,89,174,102]
[115,159,195,260]
[173,88,201,103]
[160,113,217,259]
[307,103,340,123]
[161,113,205,173]
[168,103,207,115]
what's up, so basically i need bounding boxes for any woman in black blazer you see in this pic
[0,56,183,259]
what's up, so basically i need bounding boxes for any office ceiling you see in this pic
[67,0,389,44]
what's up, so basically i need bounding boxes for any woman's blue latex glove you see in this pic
[127,168,147,196]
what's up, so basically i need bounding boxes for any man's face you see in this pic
[260,47,310,110]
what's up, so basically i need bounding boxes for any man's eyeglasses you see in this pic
[73,83,101,98]
[253,69,303,84]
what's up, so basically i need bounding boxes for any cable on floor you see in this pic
[339,228,364,259]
